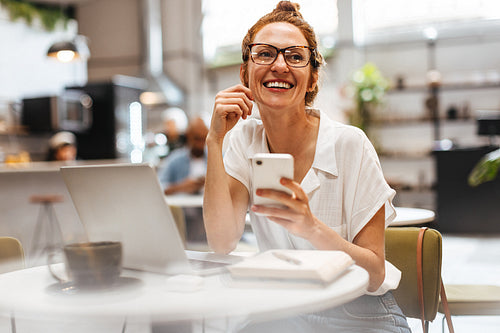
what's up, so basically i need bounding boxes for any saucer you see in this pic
[46,276,142,295]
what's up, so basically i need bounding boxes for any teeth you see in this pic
[265,81,292,89]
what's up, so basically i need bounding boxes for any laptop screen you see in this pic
[60,163,192,275]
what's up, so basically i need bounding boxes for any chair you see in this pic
[0,237,24,333]
[0,236,25,274]
[385,227,443,332]
[438,284,500,332]
[169,205,187,245]
[29,194,65,266]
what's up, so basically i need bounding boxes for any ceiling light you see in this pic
[47,41,79,62]
[47,36,90,63]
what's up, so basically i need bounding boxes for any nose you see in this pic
[271,52,289,71]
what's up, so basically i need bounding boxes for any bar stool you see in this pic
[28,194,65,266]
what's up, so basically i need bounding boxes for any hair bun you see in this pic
[274,1,302,18]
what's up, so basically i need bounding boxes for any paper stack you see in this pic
[227,250,355,288]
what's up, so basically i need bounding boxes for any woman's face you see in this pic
[241,22,318,112]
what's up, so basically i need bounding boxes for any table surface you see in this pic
[165,194,204,207]
[0,260,368,326]
[391,207,435,226]
[164,196,436,228]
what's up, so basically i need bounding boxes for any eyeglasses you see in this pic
[248,43,315,68]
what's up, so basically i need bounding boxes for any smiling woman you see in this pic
[203,1,410,332]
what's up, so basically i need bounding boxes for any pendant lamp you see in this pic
[47,40,79,62]
[47,35,90,63]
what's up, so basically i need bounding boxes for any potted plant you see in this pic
[347,62,389,134]
[468,148,500,186]
[0,0,69,31]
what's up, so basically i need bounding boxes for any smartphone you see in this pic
[251,153,294,208]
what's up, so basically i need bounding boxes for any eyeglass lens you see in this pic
[250,44,311,67]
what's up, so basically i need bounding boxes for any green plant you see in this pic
[0,0,69,31]
[348,62,389,132]
[468,148,500,187]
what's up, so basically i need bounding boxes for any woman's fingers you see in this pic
[211,85,254,138]
[253,178,307,208]
[279,178,308,202]
[215,97,250,119]
[251,204,294,220]
[215,88,253,118]
[250,178,317,237]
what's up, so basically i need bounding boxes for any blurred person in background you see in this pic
[46,131,77,161]
[161,107,188,154]
[157,116,209,242]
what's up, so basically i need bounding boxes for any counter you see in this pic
[0,159,127,266]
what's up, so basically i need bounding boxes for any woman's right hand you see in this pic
[209,84,253,143]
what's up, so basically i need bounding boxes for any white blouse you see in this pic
[223,109,399,295]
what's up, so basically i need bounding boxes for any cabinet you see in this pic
[375,83,499,212]
[434,146,500,233]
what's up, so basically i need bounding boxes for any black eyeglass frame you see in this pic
[247,43,318,68]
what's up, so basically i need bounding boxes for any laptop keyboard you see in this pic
[188,259,230,270]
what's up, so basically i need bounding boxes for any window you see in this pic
[353,0,500,45]
[202,0,338,67]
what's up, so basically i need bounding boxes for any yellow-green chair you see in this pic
[169,205,187,245]
[0,236,25,274]
[385,227,443,332]
[0,237,24,333]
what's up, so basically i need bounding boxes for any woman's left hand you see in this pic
[250,177,319,240]
[252,178,387,292]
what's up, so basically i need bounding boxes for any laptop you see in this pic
[60,163,241,276]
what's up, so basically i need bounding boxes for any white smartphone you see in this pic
[251,153,294,208]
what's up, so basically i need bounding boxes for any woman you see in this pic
[203,2,410,332]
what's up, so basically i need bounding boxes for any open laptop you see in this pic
[60,163,241,276]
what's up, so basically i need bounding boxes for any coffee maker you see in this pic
[65,76,147,160]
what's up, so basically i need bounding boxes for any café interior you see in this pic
[1,0,500,332]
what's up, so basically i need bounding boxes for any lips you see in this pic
[263,80,294,89]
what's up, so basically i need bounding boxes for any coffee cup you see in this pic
[49,241,122,288]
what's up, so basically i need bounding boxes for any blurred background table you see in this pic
[164,194,203,207]
[391,207,435,226]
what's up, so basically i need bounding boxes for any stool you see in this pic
[28,194,65,266]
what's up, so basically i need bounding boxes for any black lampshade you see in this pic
[47,41,79,62]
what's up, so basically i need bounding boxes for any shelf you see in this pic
[379,152,434,159]
[371,117,475,126]
[388,82,500,94]
[379,151,432,159]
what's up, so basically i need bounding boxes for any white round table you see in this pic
[0,263,368,330]
[391,207,435,226]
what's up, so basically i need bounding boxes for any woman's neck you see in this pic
[260,107,320,182]
[261,107,315,147]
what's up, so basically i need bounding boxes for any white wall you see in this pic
[0,7,87,159]
[0,9,87,102]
